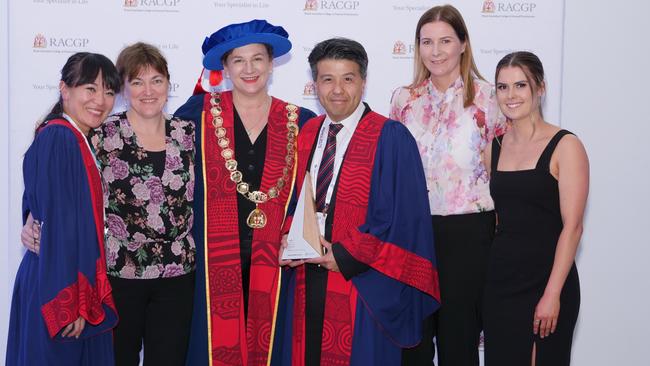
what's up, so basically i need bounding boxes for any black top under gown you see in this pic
[233,107,267,321]
[483,129,580,366]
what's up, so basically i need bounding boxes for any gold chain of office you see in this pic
[209,92,299,229]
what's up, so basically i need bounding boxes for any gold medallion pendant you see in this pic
[246,207,267,229]
[209,92,299,229]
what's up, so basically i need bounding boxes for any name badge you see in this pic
[317,212,327,237]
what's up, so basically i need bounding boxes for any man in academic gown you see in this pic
[274,38,441,366]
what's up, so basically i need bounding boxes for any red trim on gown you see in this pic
[287,112,440,365]
[39,119,116,338]
[201,91,294,365]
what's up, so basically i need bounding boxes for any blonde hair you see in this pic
[410,4,483,108]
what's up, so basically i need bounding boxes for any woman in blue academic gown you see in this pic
[6,52,121,366]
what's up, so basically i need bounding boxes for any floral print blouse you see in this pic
[91,112,195,279]
[390,77,507,216]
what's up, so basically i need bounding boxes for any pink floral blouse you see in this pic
[91,112,195,279]
[390,77,506,216]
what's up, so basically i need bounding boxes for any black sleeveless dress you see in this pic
[483,130,580,366]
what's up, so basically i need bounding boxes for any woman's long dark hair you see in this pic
[38,52,120,132]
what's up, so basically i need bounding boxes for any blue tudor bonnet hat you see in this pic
[202,19,292,70]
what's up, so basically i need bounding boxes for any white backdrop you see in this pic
[561,0,650,364]
[1,0,11,363]
[2,0,648,365]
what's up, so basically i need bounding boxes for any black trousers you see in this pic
[304,263,328,366]
[109,272,195,366]
[402,212,495,366]
[402,312,436,365]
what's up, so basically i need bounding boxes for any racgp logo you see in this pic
[304,0,318,11]
[33,34,47,48]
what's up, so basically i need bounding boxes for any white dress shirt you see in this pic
[310,102,366,211]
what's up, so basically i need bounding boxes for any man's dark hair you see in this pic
[308,38,368,81]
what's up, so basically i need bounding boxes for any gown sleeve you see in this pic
[339,121,441,346]
[174,94,206,125]
[28,126,117,339]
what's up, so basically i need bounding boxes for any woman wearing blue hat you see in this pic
[175,19,316,366]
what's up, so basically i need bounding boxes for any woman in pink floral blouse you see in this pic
[390,5,506,366]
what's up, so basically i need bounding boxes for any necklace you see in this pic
[237,96,270,137]
[245,120,266,137]
[210,92,299,229]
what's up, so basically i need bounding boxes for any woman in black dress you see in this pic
[482,51,589,365]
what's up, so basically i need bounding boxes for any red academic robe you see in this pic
[275,108,440,366]
[175,91,315,366]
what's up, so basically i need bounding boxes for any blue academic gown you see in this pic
[272,116,441,366]
[6,123,117,366]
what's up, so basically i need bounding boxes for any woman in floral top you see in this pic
[96,113,195,280]
[92,42,195,366]
[390,5,506,366]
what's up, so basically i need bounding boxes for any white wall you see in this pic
[1,0,11,361]
[562,1,650,364]
[1,1,648,365]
